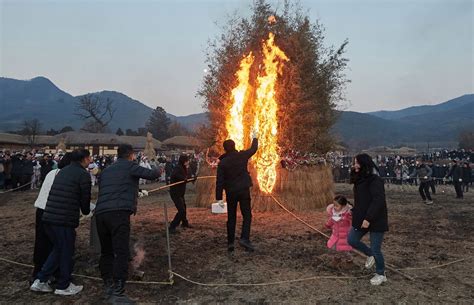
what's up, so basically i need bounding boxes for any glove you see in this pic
[217,200,225,207]
[459,179,462,182]
[142,190,149,197]
[423,176,428,179]
[251,129,258,140]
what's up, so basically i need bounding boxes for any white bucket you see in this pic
[211,202,227,214]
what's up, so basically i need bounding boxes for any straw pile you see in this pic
[194,164,334,212]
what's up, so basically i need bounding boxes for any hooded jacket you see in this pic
[215,138,258,200]
[325,204,352,251]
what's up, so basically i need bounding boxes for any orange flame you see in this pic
[253,33,288,193]
[226,52,254,151]
[224,33,287,194]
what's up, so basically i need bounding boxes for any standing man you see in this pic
[216,131,258,252]
[30,149,92,295]
[409,160,433,205]
[94,144,161,304]
[446,159,463,199]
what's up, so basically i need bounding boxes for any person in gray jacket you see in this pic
[95,144,160,304]
[409,160,433,204]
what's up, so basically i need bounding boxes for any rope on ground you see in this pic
[0,182,33,194]
[397,257,473,271]
[0,257,173,285]
[170,271,370,287]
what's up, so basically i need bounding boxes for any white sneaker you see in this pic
[425,201,433,205]
[54,282,83,296]
[370,273,387,286]
[365,256,375,269]
[30,279,53,293]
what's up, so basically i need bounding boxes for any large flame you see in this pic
[224,33,287,194]
[225,52,254,151]
[253,33,288,193]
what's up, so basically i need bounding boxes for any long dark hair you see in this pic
[350,153,379,183]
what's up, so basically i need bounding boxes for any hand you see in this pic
[423,176,428,179]
[251,129,258,140]
[217,200,225,207]
[459,179,462,182]
[361,220,370,229]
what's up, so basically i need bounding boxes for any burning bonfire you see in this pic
[196,4,349,210]
[226,33,288,194]
[196,31,333,211]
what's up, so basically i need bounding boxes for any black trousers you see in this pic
[226,188,252,244]
[37,224,76,290]
[462,182,469,192]
[429,180,436,194]
[96,211,131,281]
[169,194,188,229]
[419,182,432,201]
[32,209,54,279]
[453,182,463,198]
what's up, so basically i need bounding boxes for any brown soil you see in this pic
[0,182,473,304]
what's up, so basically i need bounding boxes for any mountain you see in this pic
[0,76,472,148]
[369,94,473,120]
[0,76,207,133]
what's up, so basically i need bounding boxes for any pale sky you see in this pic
[1,0,473,115]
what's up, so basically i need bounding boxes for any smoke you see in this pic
[132,242,146,270]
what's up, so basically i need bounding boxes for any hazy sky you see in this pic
[1,0,473,115]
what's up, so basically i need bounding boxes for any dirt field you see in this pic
[0,182,473,304]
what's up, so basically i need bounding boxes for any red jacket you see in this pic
[325,204,352,251]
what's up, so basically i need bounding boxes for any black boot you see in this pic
[108,280,136,305]
[181,220,192,228]
[103,278,114,300]
[239,239,255,252]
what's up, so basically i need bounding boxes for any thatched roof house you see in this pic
[1,131,163,155]
[162,136,201,151]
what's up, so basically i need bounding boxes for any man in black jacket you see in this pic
[95,144,161,304]
[169,155,195,233]
[216,133,258,252]
[30,149,91,296]
[446,159,463,199]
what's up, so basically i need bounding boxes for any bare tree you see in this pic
[21,119,42,147]
[75,94,116,133]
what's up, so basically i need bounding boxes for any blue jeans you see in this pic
[348,227,385,275]
[37,224,76,289]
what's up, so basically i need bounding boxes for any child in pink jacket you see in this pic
[325,195,352,260]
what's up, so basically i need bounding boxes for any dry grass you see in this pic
[195,164,334,211]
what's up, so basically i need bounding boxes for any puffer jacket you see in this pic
[216,138,258,200]
[410,164,432,182]
[325,204,352,251]
[352,174,389,232]
[42,162,91,228]
[95,158,160,215]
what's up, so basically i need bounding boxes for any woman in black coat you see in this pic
[168,155,195,233]
[348,153,389,286]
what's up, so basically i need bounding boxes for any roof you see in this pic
[162,136,201,148]
[0,133,26,144]
[0,131,163,150]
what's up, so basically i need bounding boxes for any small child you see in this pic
[325,195,353,263]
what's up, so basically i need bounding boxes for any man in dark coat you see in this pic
[169,155,196,233]
[95,144,161,304]
[30,149,91,295]
[461,162,471,193]
[409,161,433,204]
[21,152,35,191]
[446,159,463,199]
[10,153,24,190]
[216,133,258,252]
[40,155,54,184]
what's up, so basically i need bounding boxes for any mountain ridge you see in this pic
[1,76,472,148]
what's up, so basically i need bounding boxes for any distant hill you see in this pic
[0,76,205,132]
[0,76,472,148]
[369,94,473,120]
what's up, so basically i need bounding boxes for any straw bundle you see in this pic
[195,164,334,212]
